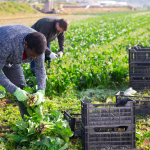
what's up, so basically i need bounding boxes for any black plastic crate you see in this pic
[130,77,150,91]
[82,124,136,150]
[64,110,82,138]
[116,91,150,114]
[129,46,150,63]
[129,63,150,77]
[81,99,135,127]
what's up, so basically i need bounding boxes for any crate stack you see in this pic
[116,91,150,115]
[81,99,136,150]
[129,45,150,90]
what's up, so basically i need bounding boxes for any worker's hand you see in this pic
[14,88,29,101]
[57,51,63,58]
[50,52,58,59]
[34,90,45,105]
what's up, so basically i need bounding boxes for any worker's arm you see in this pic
[0,45,18,94]
[57,32,65,53]
[34,53,46,92]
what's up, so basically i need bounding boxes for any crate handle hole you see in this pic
[94,126,128,132]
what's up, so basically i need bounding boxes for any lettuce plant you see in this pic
[7,94,73,150]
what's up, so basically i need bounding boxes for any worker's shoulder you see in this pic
[33,16,61,29]
[0,25,35,35]
[43,16,61,21]
[0,24,32,31]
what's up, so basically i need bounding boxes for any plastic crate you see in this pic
[64,110,82,138]
[116,91,150,114]
[82,124,136,150]
[129,45,150,90]
[81,99,135,127]
[129,63,150,77]
[129,46,150,63]
[130,77,150,90]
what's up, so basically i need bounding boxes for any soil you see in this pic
[0,98,17,109]
[0,14,96,27]
[0,125,11,133]
[143,138,150,147]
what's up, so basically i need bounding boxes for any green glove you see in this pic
[14,88,28,101]
[35,90,45,105]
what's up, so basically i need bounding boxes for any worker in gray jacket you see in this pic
[31,16,69,73]
[0,25,56,118]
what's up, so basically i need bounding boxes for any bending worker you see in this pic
[0,25,56,118]
[30,16,69,74]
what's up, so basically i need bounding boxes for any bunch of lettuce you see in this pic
[23,94,44,120]
[7,94,73,150]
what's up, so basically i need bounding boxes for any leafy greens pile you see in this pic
[7,94,73,150]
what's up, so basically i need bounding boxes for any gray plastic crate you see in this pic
[64,110,81,138]
[129,63,150,77]
[82,124,136,150]
[129,45,150,63]
[116,91,150,114]
[81,99,135,127]
[130,77,150,91]
[129,45,150,90]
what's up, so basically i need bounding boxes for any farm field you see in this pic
[1,10,150,149]
[0,14,96,27]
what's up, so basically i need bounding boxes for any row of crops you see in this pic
[40,11,150,96]
[21,11,150,98]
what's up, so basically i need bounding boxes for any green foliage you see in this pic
[79,87,121,103]
[0,2,39,16]
[141,132,150,144]
[20,11,150,96]
[68,138,83,150]
[0,105,21,127]
[6,106,73,149]
[43,11,150,96]
[135,115,150,149]
[22,64,37,93]
[74,10,149,15]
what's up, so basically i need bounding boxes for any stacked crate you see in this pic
[81,99,136,150]
[129,45,150,90]
[116,91,150,115]
[64,110,82,138]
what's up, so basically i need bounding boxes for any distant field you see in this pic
[61,6,133,15]
[0,14,97,27]
[0,1,135,18]
[0,2,40,17]
[0,9,148,27]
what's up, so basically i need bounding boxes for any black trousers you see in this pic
[2,64,29,119]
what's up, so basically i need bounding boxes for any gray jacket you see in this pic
[31,16,65,52]
[0,25,46,94]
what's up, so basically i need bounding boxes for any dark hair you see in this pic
[25,32,47,54]
[58,19,69,31]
